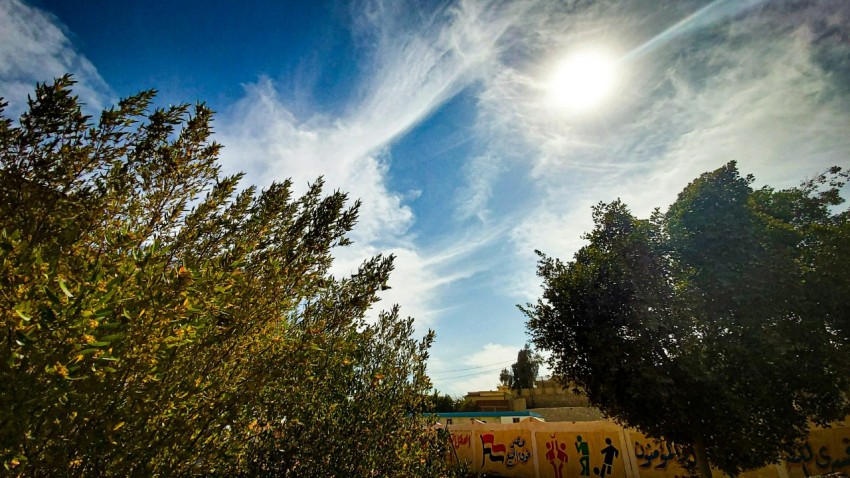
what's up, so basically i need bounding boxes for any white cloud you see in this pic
[5,0,848,402]
[455,152,506,223]
[456,0,850,301]
[429,342,519,397]
[587,11,850,224]
[509,199,597,302]
[330,241,481,329]
[627,23,850,208]
[331,213,508,329]
[216,0,528,328]
[218,79,416,245]
[0,0,111,116]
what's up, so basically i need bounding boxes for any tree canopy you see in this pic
[499,343,543,390]
[0,76,452,476]
[429,390,460,412]
[523,162,850,477]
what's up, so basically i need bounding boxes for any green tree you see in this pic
[523,162,850,477]
[499,367,513,387]
[455,397,478,412]
[429,390,458,413]
[508,343,542,390]
[0,76,451,476]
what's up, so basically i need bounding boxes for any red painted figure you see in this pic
[546,434,569,478]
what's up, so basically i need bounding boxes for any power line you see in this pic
[437,367,507,380]
[429,359,513,375]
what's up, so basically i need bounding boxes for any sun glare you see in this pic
[548,50,618,113]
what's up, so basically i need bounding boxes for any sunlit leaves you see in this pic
[0,76,447,476]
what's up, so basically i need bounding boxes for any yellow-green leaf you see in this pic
[58,277,73,298]
[14,307,31,322]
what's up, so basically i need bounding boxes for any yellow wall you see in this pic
[446,418,850,478]
[785,423,850,478]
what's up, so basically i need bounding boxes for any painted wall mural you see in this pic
[479,430,534,477]
[627,431,778,478]
[444,418,850,478]
[633,437,685,472]
[536,432,626,478]
[785,427,850,478]
[449,431,473,466]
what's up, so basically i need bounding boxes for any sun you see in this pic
[548,50,618,113]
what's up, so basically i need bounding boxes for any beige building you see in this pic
[463,388,527,412]
[462,379,603,422]
[464,379,588,410]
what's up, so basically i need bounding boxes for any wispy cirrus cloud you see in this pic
[305,0,850,392]
[215,0,526,328]
[0,0,111,116]
[4,0,848,398]
[458,0,850,301]
[455,152,506,223]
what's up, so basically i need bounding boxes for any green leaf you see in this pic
[99,333,123,342]
[95,308,114,318]
[58,277,73,298]
[14,304,31,321]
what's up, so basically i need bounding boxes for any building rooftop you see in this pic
[530,407,604,422]
[431,411,544,418]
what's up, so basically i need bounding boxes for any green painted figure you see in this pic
[576,435,590,476]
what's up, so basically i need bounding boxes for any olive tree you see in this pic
[0,76,448,476]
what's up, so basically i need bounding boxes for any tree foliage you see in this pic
[0,76,451,476]
[429,390,460,413]
[499,367,512,387]
[500,343,543,390]
[523,162,850,477]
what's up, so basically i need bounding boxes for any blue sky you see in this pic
[2,0,849,396]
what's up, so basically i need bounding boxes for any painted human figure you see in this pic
[545,435,569,478]
[557,440,568,462]
[599,437,619,478]
[576,435,590,476]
